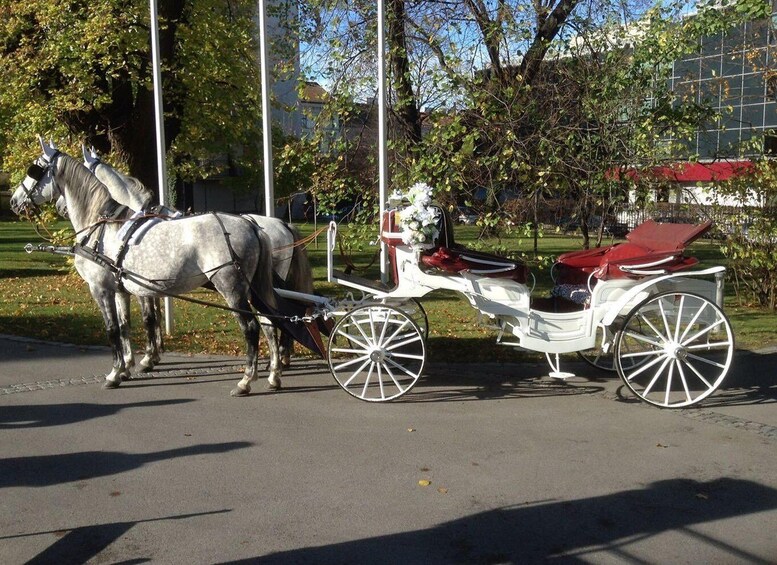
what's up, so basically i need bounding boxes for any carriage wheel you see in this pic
[577,325,618,372]
[381,298,429,340]
[328,304,426,402]
[578,322,650,373]
[614,291,734,408]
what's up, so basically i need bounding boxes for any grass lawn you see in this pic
[1,215,774,364]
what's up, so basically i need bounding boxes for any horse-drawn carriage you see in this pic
[308,197,732,408]
[13,140,733,409]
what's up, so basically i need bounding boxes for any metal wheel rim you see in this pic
[328,304,426,402]
[615,291,734,408]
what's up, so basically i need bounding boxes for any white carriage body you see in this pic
[325,220,723,355]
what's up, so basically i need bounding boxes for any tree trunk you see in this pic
[387,0,422,149]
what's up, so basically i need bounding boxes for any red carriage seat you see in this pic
[380,206,528,284]
[554,219,713,284]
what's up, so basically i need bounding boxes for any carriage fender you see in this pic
[599,266,725,327]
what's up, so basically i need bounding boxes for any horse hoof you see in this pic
[265,381,282,391]
[103,379,121,389]
[230,386,250,397]
[137,364,154,374]
[120,373,132,381]
[281,356,291,369]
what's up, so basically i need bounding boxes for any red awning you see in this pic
[612,160,754,183]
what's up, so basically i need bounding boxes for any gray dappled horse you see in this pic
[11,139,288,396]
[81,146,315,381]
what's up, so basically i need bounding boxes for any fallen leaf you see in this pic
[407,428,415,432]
[418,479,431,487]
[695,493,709,500]
[437,487,448,494]
[109,491,121,497]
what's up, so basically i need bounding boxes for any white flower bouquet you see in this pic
[390,182,440,249]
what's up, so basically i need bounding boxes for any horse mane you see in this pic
[58,154,116,222]
[120,172,153,201]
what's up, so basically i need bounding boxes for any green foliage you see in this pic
[717,159,777,310]
[0,0,271,191]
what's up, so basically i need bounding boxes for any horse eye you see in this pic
[26,164,46,181]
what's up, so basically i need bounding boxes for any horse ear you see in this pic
[38,136,57,161]
[83,144,100,168]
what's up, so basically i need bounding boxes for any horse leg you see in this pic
[137,296,162,372]
[90,287,130,388]
[261,316,283,390]
[279,329,292,369]
[229,309,262,397]
[115,291,135,373]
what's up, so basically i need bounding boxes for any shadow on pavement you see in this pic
[0,399,196,429]
[238,478,777,564]
[2,509,231,565]
[0,442,253,488]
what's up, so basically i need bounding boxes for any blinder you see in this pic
[26,163,47,182]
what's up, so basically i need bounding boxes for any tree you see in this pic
[0,0,273,202]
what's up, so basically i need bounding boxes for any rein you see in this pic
[272,224,329,252]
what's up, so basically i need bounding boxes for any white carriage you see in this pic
[282,200,733,409]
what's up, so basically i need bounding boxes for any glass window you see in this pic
[722,23,745,53]
[700,56,721,79]
[741,104,765,127]
[746,20,768,48]
[719,130,741,155]
[764,102,776,126]
[721,53,743,78]
[702,32,722,56]
[675,58,699,81]
[742,73,766,103]
[698,131,719,159]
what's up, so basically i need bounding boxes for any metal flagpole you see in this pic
[149,0,174,334]
[377,0,389,283]
[258,0,275,217]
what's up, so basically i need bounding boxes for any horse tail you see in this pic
[284,223,315,295]
[248,226,278,312]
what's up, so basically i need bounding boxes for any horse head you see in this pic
[10,137,62,215]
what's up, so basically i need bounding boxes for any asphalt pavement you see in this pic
[1,333,776,564]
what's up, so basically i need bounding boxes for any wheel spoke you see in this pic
[362,361,375,398]
[663,359,675,406]
[637,312,668,343]
[385,333,423,351]
[621,349,663,360]
[658,299,673,342]
[333,354,370,372]
[623,329,664,349]
[335,329,370,351]
[686,352,727,370]
[381,362,407,393]
[673,295,685,342]
[675,360,693,404]
[624,352,667,381]
[385,356,421,379]
[346,358,374,388]
[681,318,725,346]
[681,358,714,389]
[679,300,708,342]
[685,341,732,350]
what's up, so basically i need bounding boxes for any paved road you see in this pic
[1,333,775,564]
